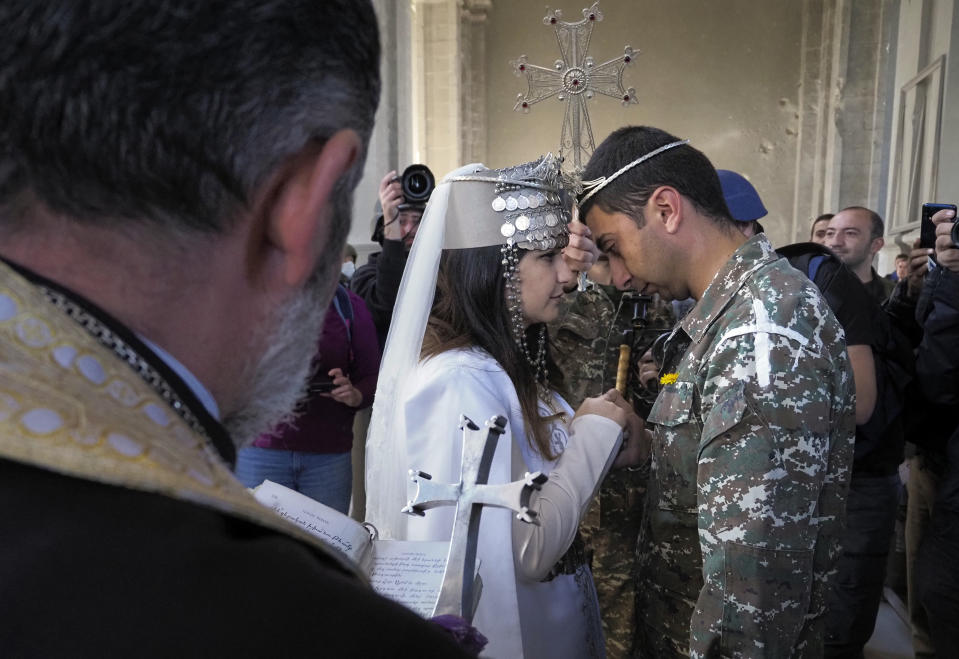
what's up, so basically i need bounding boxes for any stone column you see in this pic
[791,0,897,243]
[460,0,492,165]
[411,0,462,176]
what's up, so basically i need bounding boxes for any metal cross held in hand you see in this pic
[402,414,547,622]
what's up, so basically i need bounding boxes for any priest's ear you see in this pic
[261,129,362,288]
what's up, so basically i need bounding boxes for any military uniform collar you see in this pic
[679,234,780,344]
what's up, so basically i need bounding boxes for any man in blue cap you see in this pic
[716,169,767,237]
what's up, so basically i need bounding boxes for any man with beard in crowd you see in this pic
[827,207,897,303]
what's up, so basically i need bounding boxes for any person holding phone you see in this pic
[912,205,959,654]
[919,203,958,252]
[879,205,959,657]
[235,284,380,513]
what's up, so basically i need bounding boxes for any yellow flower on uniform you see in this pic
[660,372,679,386]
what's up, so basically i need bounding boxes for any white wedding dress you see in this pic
[393,347,620,658]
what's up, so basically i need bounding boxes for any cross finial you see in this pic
[511,2,638,176]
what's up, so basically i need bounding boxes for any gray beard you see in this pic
[222,272,329,449]
[223,183,353,450]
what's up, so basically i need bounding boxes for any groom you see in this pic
[580,126,856,657]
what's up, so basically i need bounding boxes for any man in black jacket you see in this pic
[914,206,959,653]
[826,206,897,303]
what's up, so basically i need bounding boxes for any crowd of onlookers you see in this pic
[252,159,958,658]
[809,201,959,656]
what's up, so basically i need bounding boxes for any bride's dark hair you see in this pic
[421,245,565,460]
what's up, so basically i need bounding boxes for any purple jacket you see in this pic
[253,287,379,454]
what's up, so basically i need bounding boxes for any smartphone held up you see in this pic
[920,202,959,250]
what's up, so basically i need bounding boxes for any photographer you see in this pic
[351,165,434,349]
[914,206,959,652]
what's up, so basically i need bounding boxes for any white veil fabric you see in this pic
[364,163,484,536]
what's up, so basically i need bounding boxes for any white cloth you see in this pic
[394,348,621,658]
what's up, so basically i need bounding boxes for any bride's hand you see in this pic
[598,389,650,469]
[574,393,628,427]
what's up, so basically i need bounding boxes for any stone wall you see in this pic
[353,0,958,273]
[484,0,808,248]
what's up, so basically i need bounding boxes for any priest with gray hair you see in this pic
[0,1,469,655]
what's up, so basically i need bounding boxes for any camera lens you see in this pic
[407,173,427,195]
[400,164,435,203]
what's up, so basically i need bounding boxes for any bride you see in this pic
[365,155,644,658]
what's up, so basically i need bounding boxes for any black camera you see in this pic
[398,164,435,207]
[371,164,436,243]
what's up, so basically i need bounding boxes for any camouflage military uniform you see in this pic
[635,235,856,658]
[551,284,673,659]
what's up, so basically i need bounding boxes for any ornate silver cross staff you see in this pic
[511,2,638,175]
[403,414,547,621]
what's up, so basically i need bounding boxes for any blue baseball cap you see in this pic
[717,169,768,222]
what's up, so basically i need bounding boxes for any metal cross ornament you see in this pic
[512,2,638,175]
[402,414,547,622]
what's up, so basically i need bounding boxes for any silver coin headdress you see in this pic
[442,153,572,251]
[443,154,573,383]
